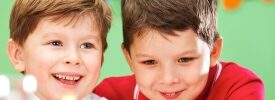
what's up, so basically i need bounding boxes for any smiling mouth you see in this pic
[52,73,83,88]
[160,90,184,99]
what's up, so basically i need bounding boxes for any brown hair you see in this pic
[10,0,111,51]
[121,0,219,52]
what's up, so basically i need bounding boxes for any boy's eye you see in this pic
[178,57,194,63]
[142,60,157,65]
[80,42,94,49]
[48,40,62,46]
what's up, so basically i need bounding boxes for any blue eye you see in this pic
[80,43,94,49]
[178,57,194,63]
[142,60,157,65]
[48,40,62,46]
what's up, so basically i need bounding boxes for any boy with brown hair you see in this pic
[7,0,111,99]
[94,0,264,99]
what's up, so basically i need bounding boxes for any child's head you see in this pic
[7,0,111,99]
[121,0,222,99]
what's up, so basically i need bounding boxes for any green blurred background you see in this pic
[1,0,274,99]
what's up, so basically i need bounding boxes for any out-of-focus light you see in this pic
[223,0,243,11]
[0,75,10,97]
[23,75,37,94]
[263,0,274,3]
[62,94,77,100]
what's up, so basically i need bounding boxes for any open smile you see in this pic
[52,73,83,88]
[160,90,184,99]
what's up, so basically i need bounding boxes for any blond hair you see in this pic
[10,0,111,50]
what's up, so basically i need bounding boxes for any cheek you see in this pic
[193,55,210,75]
[82,52,102,72]
[24,49,58,72]
[23,50,57,81]
[81,54,102,92]
[181,66,208,99]
[182,60,209,85]
[132,64,158,88]
[135,72,153,87]
[135,69,158,98]
[25,46,60,61]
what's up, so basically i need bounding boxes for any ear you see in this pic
[121,44,134,72]
[7,39,25,72]
[210,37,223,67]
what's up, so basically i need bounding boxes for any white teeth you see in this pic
[67,77,70,80]
[165,92,176,96]
[73,77,79,80]
[62,75,65,79]
[54,74,80,81]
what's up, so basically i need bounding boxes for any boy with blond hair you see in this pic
[7,0,111,99]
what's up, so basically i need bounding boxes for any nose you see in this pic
[63,47,81,66]
[65,58,80,65]
[160,65,180,85]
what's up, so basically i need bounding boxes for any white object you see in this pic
[23,75,37,94]
[0,75,10,97]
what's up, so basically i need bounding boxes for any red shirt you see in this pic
[94,62,264,100]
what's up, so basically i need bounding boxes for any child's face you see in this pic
[123,29,215,100]
[12,15,103,99]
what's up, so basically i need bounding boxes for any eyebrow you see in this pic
[177,49,199,55]
[41,32,62,39]
[135,53,153,58]
[82,34,100,43]
[135,49,198,58]
[41,32,100,43]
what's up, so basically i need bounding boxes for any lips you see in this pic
[52,73,83,88]
[160,90,184,99]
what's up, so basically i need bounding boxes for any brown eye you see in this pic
[48,40,62,46]
[80,43,94,49]
[142,60,157,65]
[178,57,194,63]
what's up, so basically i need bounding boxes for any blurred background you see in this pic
[1,0,274,99]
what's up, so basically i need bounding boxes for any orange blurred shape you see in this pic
[263,0,274,3]
[223,0,243,11]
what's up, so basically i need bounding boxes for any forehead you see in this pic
[133,29,198,46]
[47,13,98,29]
[130,28,209,54]
[25,14,102,43]
[34,14,99,34]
